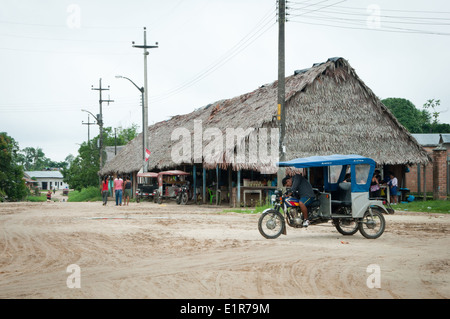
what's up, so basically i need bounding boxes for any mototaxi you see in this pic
[259,154,389,239]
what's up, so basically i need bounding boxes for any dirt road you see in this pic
[0,199,448,299]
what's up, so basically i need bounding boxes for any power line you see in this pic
[0,32,130,43]
[286,0,450,36]
[289,7,450,22]
[0,19,140,29]
[147,7,277,104]
[289,19,450,36]
[287,1,450,15]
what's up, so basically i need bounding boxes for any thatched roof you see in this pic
[100,57,430,175]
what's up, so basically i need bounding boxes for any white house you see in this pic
[24,171,69,190]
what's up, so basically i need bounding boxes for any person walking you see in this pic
[114,175,124,206]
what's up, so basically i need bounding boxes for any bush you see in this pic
[68,186,102,202]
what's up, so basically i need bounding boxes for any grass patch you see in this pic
[26,194,47,202]
[394,200,450,214]
[221,203,273,214]
[68,186,102,202]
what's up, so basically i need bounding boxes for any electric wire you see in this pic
[146,7,277,104]
[0,5,277,113]
[287,0,450,36]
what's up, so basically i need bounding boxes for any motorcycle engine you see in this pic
[309,206,321,219]
[288,207,303,225]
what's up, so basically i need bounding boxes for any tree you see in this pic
[63,142,99,191]
[21,147,47,170]
[382,98,429,133]
[382,98,450,133]
[422,99,447,133]
[102,124,139,148]
[62,124,138,191]
[0,132,28,201]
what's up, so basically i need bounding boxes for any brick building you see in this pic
[406,134,450,199]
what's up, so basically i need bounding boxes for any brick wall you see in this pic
[405,147,435,193]
[433,146,448,200]
[405,145,449,197]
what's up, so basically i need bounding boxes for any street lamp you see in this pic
[81,109,102,171]
[81,112,97,145]
[115,75,147,172]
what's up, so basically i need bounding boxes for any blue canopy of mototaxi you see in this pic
[278,154,376,193]
[277,154,376,168]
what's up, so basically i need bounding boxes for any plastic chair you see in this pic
[207,188,221,205]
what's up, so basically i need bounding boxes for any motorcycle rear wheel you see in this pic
[258,210,285,239]
[334,218,359,236]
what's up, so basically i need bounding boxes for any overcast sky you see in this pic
[1,0,450,162]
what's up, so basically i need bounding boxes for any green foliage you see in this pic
[67,186,102,202]
[62,124,138,191]
[16,146,70,171]
[0,132,28,201]
[382,97,450,133]
[63,142,100,192]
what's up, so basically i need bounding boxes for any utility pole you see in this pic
[132,27,158,173]
[277,0,286,187]
[116,75,145,172]
[91,78,114,171]
[82,114,96,146]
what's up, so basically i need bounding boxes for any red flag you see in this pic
[145,149,151,161]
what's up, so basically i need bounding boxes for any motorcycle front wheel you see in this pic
[180,192,188,205]
[258,210,285,239]
[358,208,385,239]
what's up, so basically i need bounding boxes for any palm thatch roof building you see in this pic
[101,57,430,204]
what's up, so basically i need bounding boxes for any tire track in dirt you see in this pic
[1,202,449,298]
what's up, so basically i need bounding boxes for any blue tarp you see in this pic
[278,154,375,168]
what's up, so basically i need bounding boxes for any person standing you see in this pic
[387,172,398,204]
[123,176,132,206]
[370,172,381,198]
[114,175,124,206]
[101,176,109,206]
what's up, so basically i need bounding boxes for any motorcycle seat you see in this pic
[331,199,352,207]
[330,182,352,207]
[309,199,321,207]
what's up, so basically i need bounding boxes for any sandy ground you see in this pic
[0,191,449,299]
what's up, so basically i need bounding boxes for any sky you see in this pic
[1,0,450,162]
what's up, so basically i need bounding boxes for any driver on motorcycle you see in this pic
[282,173,315,227]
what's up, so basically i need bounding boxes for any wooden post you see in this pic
[203,167,206,204]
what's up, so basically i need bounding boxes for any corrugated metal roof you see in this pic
[412,134,450,146]
[25,171,64,179]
